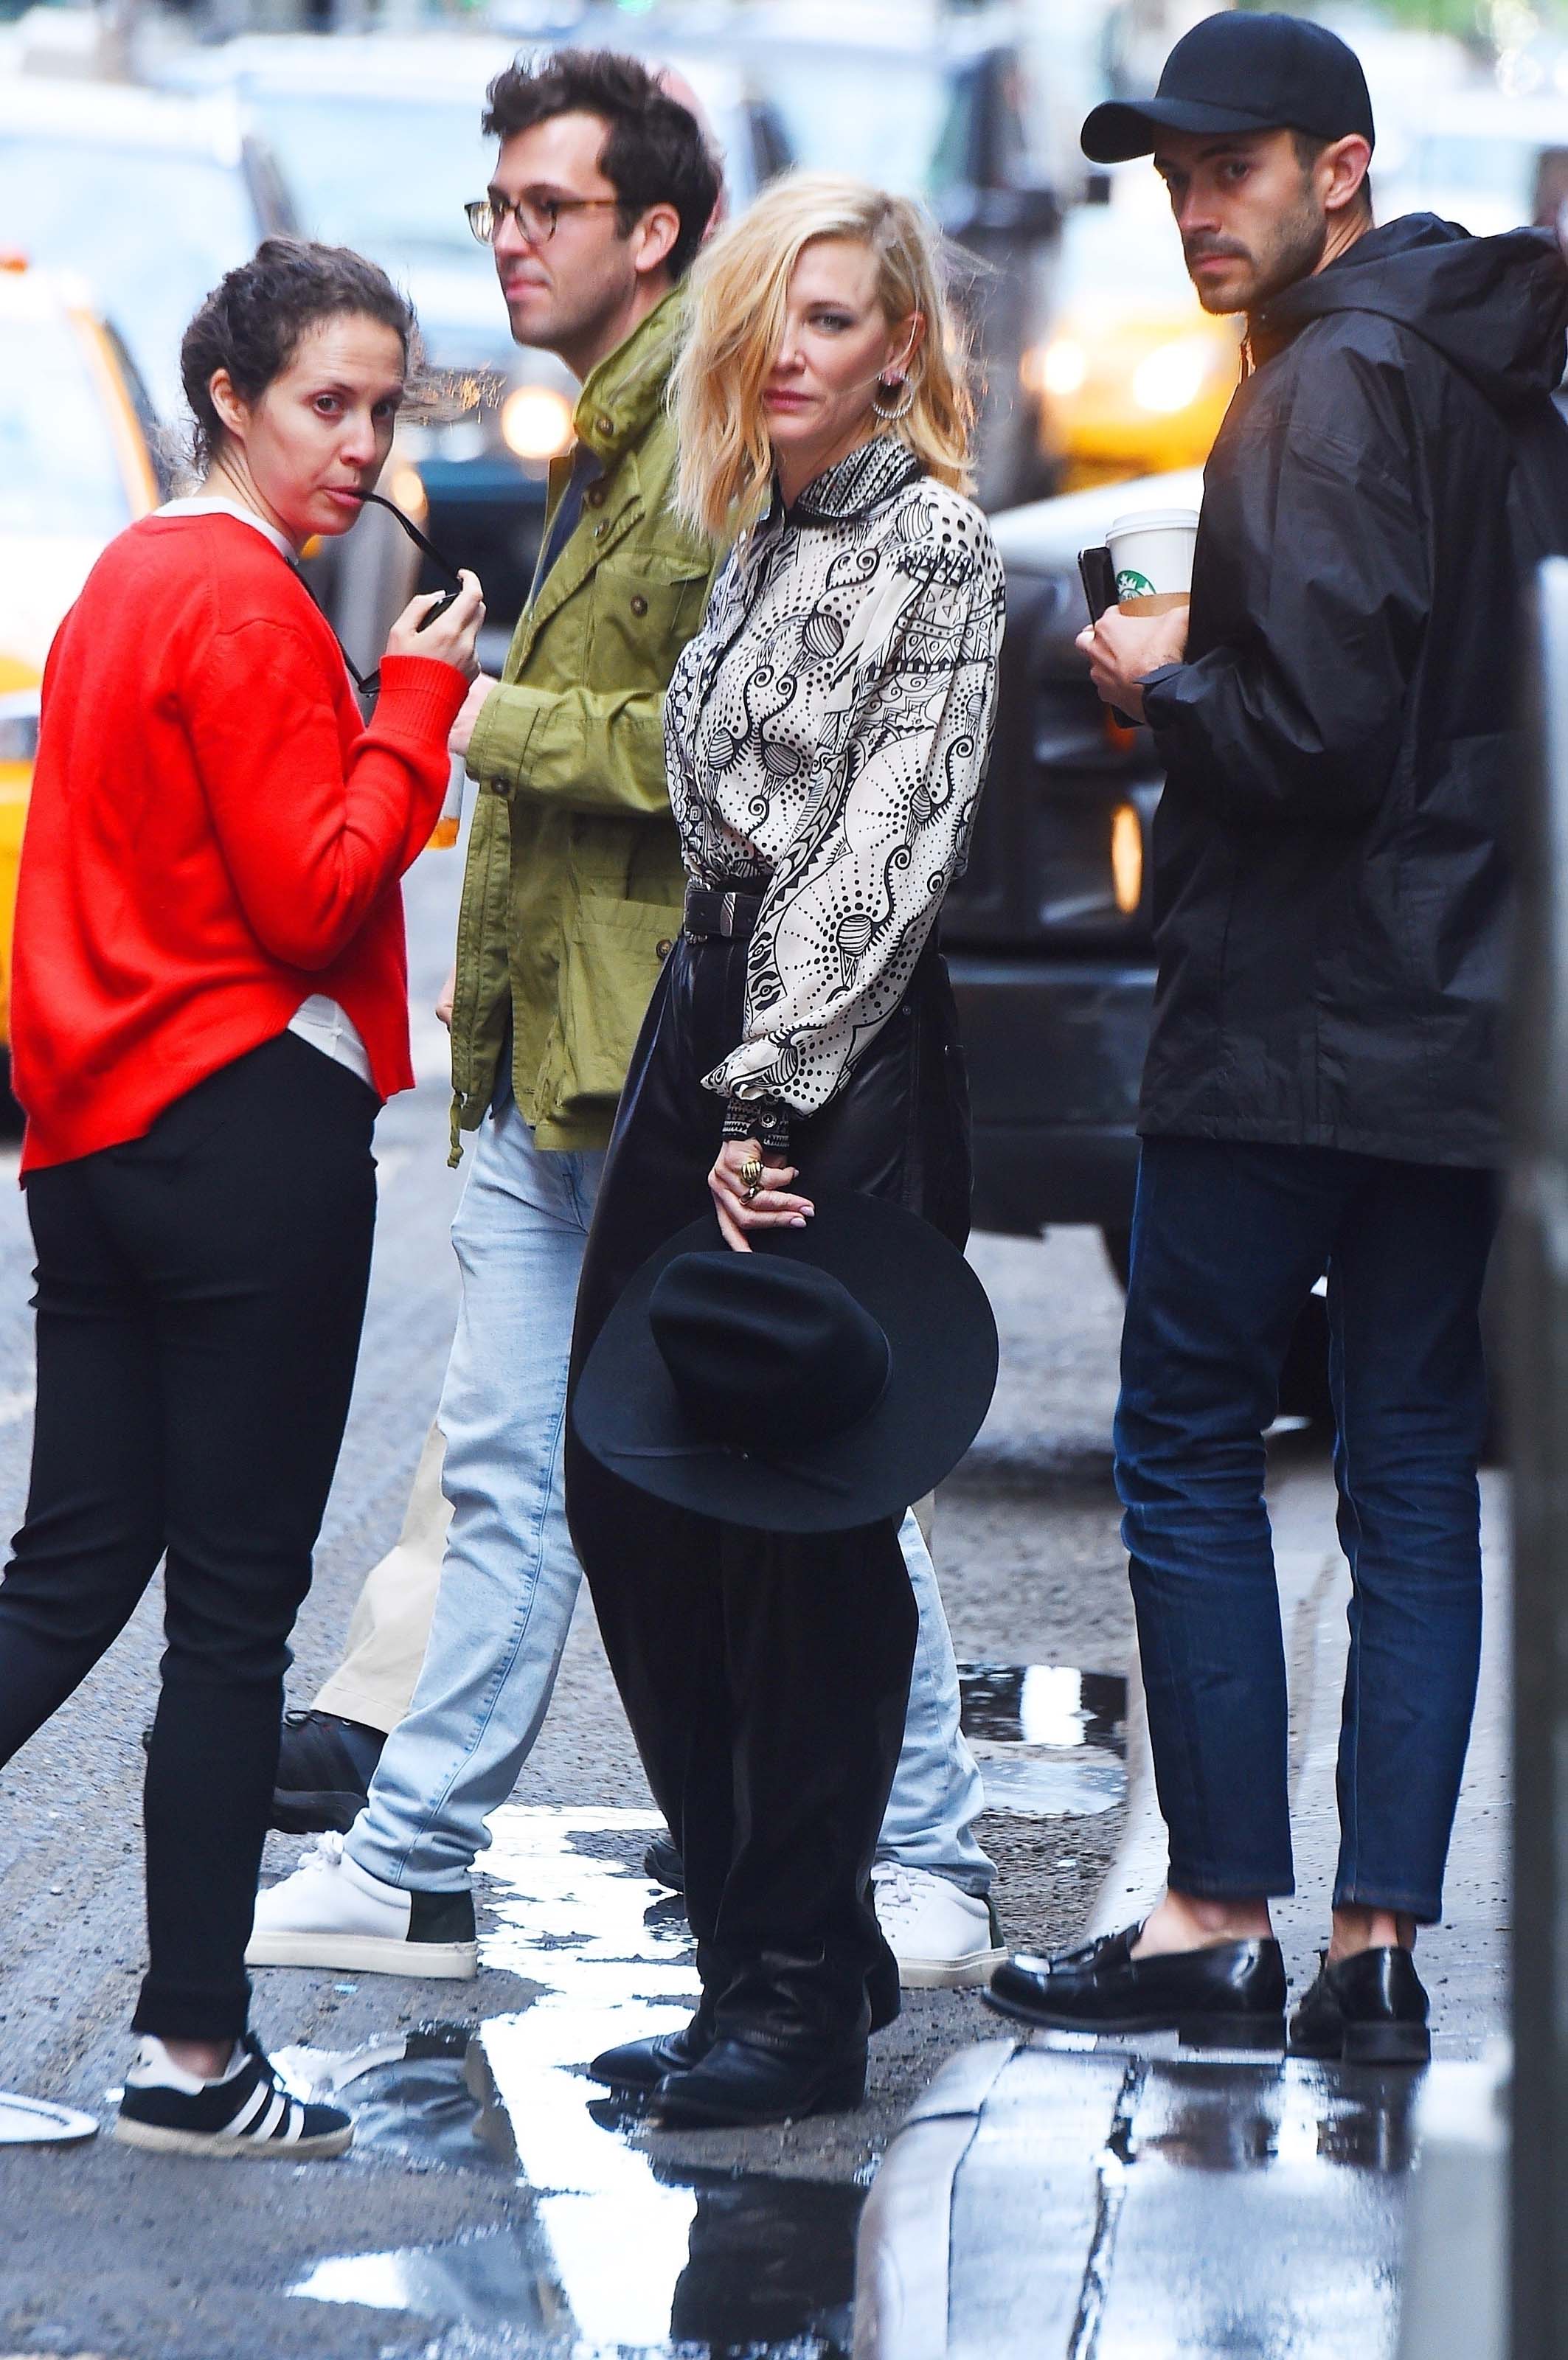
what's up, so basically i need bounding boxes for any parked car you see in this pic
[0,260,162,1092]
[0,74,296,430]
[164,31,794,620]
[943,463,1193,1254]
[943,461,1333,1415]
[1025,167,1241,490]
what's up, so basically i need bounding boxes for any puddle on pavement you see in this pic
[287,1805,861,2356]
[958,1662,1128,1817]
[1134,2056,1423,2176]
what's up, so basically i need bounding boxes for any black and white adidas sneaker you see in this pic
[114,2033,353,2161]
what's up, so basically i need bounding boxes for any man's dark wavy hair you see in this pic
[482,49,721,282]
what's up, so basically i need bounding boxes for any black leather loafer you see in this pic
[1288,1946,1430,2064]
[649,2036,867,2128]
[588,2018,711,2092]
[986,1924,1287,2049]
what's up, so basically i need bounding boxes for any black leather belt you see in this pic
[683,881,765,940]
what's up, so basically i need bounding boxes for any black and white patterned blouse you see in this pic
[665,433,1006,1121]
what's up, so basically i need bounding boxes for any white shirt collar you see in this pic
[157,495,296,563]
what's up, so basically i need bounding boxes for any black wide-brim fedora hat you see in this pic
[572,1189,999,1535]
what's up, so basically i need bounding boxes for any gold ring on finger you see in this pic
[739,1154,764,1192]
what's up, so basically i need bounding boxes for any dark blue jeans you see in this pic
[1114,1137,1496,1923]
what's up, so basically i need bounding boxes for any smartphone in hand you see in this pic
[1078,546,1137,729]
[1078,545,1119,625]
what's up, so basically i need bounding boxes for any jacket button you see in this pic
[595,413,614,437]
[656,937,673,959]
[586,484,606,509]
[631,594,648,617]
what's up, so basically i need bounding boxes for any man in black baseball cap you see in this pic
[1086,12,1376,322]
[991,16,1568,2065]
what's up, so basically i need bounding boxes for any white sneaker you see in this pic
[872,1863,1006,1989]
[245,1832,478,1979]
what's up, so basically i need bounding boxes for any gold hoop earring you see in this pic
[871,373,915,422]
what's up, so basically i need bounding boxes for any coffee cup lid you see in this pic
[1108,508,1200,537]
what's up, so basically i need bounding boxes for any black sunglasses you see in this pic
[327,490,468,697]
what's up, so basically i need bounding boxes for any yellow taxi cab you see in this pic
[0,257,159,1082]
[1025,168,1243,490]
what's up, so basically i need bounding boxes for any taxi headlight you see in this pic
[500,386,575,462]
[0,690,39,764]
[1039,337,1089,398]
[1131,337,1214,415]
[1111,802,1143,915]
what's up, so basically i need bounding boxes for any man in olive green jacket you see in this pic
[256,52,1000,1996]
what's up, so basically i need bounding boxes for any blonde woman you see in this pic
[566,175,1005,2128]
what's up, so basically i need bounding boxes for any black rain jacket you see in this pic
[1139,212,1568,1166]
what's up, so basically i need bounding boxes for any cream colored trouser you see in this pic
[313,1419,936,1732]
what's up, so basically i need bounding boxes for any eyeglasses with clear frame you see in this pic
[465,192,622,247]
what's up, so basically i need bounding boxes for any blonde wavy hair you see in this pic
[671,173,976,539]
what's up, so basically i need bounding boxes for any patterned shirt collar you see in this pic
[784,434,923,527]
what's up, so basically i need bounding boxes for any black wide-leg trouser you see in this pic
[566,931,971,2052]
[0,1032,377,2038]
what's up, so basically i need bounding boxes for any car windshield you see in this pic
[0,311,133,538]
[0,139,256,420]
[244,90,493,267]
[755,52,946,195]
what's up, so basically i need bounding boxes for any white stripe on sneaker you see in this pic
[229,2079,271,2134]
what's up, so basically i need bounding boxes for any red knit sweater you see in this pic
[12,512,468,1174]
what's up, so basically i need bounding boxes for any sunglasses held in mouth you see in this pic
[330,489,468,698]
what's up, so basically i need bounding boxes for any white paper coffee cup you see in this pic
[1107,507,1199,616]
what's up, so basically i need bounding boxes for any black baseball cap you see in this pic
[1081,12,1375,165]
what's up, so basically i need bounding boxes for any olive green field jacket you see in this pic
[448,288,719,1157]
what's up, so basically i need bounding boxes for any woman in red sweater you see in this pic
[0,238,482,2159]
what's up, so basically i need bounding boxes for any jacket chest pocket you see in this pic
[589,562,708,678]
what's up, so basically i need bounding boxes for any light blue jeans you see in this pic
[350,1092,992,1897]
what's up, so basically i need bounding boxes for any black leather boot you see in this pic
[1288,1946,1430,2064]
[650,2035,868,2128]
[987,1924,1287,2048]
[588,2015,712,2092]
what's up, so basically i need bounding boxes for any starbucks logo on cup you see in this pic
[1106,507,1200,611]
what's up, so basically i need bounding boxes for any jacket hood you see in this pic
[1259,212,1568,412]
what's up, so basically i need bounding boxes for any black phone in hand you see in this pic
[1078,544,1118,625]
[1078,544,1137,728]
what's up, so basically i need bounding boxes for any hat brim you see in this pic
[572,1189,999,1535]
[1080,95,1287,164]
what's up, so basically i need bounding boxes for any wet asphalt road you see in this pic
[0,844,1265,2358]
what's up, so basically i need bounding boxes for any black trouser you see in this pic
[0,1033,377,2038]
[566,931,971,2051]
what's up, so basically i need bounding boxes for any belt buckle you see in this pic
[721,890,738,939]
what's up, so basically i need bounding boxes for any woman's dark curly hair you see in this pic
[180,237,417,470]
